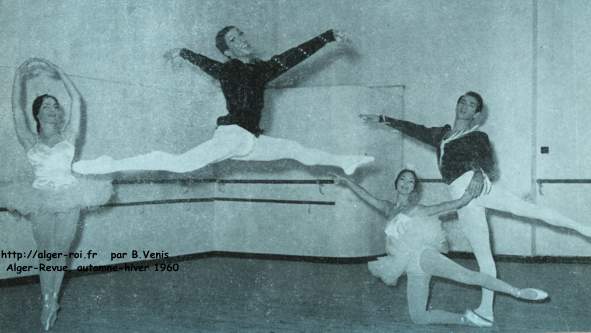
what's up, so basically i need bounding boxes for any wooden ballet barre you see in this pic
[536,179,591,184]
[0,179,337,212]
[112,178,335,185]
[536,178,591,195]
[105,197,334,207]
[0,197,335,212]
[417,178,445,183]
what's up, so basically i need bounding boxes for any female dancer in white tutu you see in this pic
[72,27,373,176]
[360,91,591,323]
[1,58,112,330]
[333,169,547,327]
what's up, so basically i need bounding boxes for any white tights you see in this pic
[407,249,530,326]
[449,171,591,320]
[73,125,373,175]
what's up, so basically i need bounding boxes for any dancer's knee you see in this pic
[409,308,431,325]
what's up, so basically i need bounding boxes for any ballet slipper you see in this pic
[41,293,59,331]
[463,309,493,328]
[517,288,548,301]
[342,155,374,175]
[473,308,494,323]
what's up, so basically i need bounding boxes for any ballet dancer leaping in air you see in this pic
[73,27,374,175]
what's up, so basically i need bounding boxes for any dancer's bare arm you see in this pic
[12,60,36,151]
[416,191,475,216]
[331,173,394,216]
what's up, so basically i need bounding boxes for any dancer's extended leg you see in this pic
[456,203,496,321]
[475,184,591,237]
[406,249,547,327]
[73,125,255,174]
[419,249,546,300]
[232,134,374,175]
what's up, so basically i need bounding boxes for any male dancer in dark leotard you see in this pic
[73,27,373,175]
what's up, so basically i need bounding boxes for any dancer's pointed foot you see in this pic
[72,155,115,174]
[41,293,59,331]
[342,155,374,176]
[516,288,548,301]
[463,309,493,327]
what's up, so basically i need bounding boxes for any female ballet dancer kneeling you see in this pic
[333,169,547,327]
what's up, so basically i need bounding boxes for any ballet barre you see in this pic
[113,178,335,185]
[0,178,338,212]
[0,178,452,212]
[536,178,591,195]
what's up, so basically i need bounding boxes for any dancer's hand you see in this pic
[163,48,184,69]
[333,30,350,43]
[459,190,476,206]
[19,58,58,79]
[163,48,182,60]
[33,58,61,79]
[359,114,382,124]
[466,170,485,198]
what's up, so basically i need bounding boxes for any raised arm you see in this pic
[416,190,474,217]
[12,61,36,151]
[332,173,394,216]
[359,114,448,148]
[262,29,340,82]
[46,60,82,143]
[177,48,224,79]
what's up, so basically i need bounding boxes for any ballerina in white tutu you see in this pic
[1,58,112,330]
[333,169,548,327]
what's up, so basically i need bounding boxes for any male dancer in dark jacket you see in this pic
[74,27,373,175]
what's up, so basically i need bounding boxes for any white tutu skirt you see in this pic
[0,178,113,215]
[368,255,409,286]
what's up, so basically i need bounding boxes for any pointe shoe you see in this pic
[342,155,375,176]
[517,288,549,301]
[463,309,493,328]
[473,308,494,323]
[41,293,60,331]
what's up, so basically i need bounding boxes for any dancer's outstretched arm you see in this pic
[172,48,224,79]
[359,114,448,148]
[262,29,345,82]
[416,191,474,217]
[332,173,394,216]
[12,60,36,151]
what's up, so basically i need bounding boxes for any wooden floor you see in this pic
[0,254,589,332]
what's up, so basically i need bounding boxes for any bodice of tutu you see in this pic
[384,213,447,254]
[27,141,77,190]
